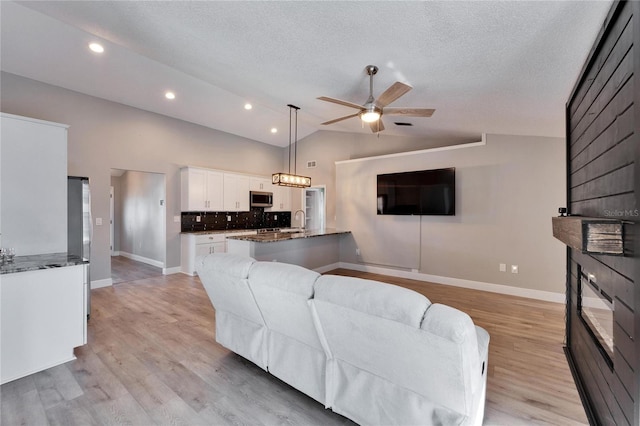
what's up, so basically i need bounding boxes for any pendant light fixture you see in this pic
[272,104,311,188]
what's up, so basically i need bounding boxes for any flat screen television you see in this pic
[377,168,455,215]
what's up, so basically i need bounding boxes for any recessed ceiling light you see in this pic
[244,103,253,110]
[88,43,104,53]
[271,128,278,134]
[165,92,176,100]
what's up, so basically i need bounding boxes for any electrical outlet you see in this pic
[95,218,102,226]
[499,263,506,272]
[173,215,181,223]
[196,215,201,223]
[227,215,231,222]
[356,248,361,256]
[511,265,519,274]
[274,214,278,220]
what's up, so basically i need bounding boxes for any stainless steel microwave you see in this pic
[250,191,273,208]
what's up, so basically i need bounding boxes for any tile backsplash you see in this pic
[181,208,291,232]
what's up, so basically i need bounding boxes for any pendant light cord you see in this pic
[286,103,301,176]
[288,106,292,175]
[294,107,298,176]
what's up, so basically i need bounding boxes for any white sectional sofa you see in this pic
[196,254,489,426]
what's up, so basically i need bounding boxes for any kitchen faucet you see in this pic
[294,209,306,231]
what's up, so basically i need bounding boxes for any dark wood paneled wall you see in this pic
[565,1,639,425]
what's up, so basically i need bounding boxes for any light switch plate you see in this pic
[95,218,102,226]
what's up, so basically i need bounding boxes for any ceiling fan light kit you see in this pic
[318,64,435,133]
[360,105,382,123]
[272,104,311,189]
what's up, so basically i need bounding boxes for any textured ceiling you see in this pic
[1,1,613,147]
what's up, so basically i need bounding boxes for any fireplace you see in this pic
[578,267,614,367]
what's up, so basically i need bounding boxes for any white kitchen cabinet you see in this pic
[223,173,250,211]
[0,113,68,255]
[181,167,224,212]
[181,230,257,275]
[1,265,85,384]
[250,177,271,192]
[269,185,292,211]
[182,233,226,275]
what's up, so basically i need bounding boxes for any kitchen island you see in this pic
[226,228,350,272]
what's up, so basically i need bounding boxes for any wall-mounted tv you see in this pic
[377,168,455,216]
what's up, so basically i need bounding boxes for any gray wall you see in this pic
[1,72,284,282]
[117,170,165,264]
[287,130,478,228]
[1,71,568,296]
[110,174,122,253]
[336,134,567,294]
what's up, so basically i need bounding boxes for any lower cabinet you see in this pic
[181,231,257,276]
[1,265,85,384]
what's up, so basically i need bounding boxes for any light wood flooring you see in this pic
[1,264,588,425]
[111,255,163,284]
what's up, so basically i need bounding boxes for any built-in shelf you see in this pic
[552,216,624,255]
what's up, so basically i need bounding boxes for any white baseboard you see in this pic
[119,251,164,269]
[338,262,565,304]
[163,266,182,275]
[111,251,121,257]
[91,278,113,289]
[313,262,341,274]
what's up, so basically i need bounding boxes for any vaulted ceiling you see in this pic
[1,1,612,147]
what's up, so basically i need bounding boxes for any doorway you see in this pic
[303,186,326,231]
[110,169,166,284]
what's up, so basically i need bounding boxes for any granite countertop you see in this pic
[227,228,351,243]
[181,229,259,235]
[1,252,89,275]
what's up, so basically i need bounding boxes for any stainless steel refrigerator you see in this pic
[68,176,92,319]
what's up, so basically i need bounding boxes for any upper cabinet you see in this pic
[269,185,291,212]
[181,167,293,213]
[181,167,223,212]
[223,173,250,211]
[1,113,69,255]
[250,177,270,192]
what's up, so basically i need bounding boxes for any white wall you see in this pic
[1,72,284,283]
[336,134,567,295]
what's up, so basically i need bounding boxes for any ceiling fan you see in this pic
[317,65,435,133]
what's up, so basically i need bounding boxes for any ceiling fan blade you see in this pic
[321,113,360,125]
[375,82,412,108]
[383,107,435,117]
[317,96,365,110]
[369,119,385,133]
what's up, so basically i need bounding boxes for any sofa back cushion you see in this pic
[248,261,321,349]
[313,274,430,327]
[312,274,479,420]
[195,253,262,325]
[421,303,483,398]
